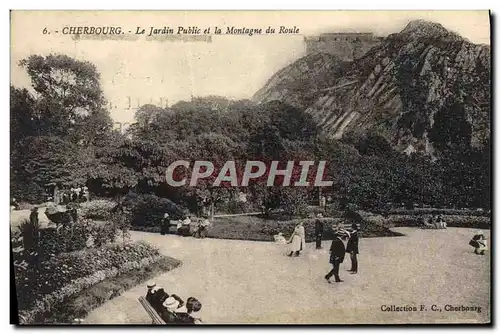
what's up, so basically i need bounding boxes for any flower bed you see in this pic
[37,256,181,324]
[16,241,174,324]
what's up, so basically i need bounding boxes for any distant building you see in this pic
[304,32,382,60]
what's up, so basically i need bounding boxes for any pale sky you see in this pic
[10,11,490,123]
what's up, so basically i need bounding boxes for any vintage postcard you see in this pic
[10,10,491,325]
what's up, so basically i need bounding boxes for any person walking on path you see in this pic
[287,221,305,257]
[29,207,39,227]
[325,231,347,283]
[346,223,359,274]
[315,214,324,249]
[161,213,170,235]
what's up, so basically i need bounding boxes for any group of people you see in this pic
[325,223,359,283]
[282,214,360,283]
[160,214,211,238]
[54,187,90,205]
[421,215,447,229]
[145,282,202,324]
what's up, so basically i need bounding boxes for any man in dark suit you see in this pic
[315,214,324,249]
[346,223,359,274]
[161,213,170,235]
[324,231,347,283]
[29,207,39,227]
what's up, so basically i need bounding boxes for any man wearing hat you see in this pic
[160,295,186,323]
[346,223,359,274]
[325,231,347,283]
[315,213,324,249]
[146,282,157,304]
[160,297,181,323]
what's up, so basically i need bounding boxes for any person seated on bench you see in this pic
[421,216,436,229]
[146,282,157,304]
[436,215,447,229]
[150,287,169,312]
[198,217,210,239]
[175,297,203,324]
[177,216,192,236]
[160,296,186,323]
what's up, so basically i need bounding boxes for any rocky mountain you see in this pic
[253,20,491,154]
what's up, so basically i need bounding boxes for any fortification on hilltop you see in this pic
[304,32,383,61]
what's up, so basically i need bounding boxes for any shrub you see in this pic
[10,181,48,204]
[17,218,40,252]
[39,219,94,256]
[79,200,117,220]
[38,218,118,257]
[111,210,132,244]
[89,222,118,247]
[216,200,257,214]
[123,193,185,228]
[279,188,309,217]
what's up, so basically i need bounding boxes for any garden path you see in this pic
[85,227,490,324]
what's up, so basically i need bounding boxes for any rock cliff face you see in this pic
[253,20,491,153]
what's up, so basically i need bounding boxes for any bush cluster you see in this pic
[386,214,491,229]
[123,193,186,228]
[79,200,117,220]
[38,219,117,256]
[380,208,490,217]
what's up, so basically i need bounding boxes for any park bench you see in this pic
[138,296,166,325]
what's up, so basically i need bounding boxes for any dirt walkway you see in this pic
[84,227,490,324]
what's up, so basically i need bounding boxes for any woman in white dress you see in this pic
[287,222,305,257]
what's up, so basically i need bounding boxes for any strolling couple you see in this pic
[325,223,359,283]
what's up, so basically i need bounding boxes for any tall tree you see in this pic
[18,54,112,145]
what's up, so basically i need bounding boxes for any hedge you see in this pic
[123,193,186,228]
[386,214,491,229]
[379,208,491,217]
[79,200,117,220]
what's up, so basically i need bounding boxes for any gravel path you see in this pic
[84,227,490,324]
